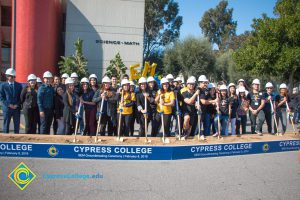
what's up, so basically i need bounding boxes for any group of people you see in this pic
[0,67,299,139]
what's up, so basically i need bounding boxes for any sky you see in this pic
[176,0,277,39]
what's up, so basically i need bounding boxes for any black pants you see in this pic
[100,113,114,136]
[264,110,272,133]
[52,116,58,135]
[236,115,247,134]
[117,114,132,136]
[65,115,76,135]
[152,113,172,137]
[40,108,54,134]
[23,107,39,134]
[130,111,136,136]
[139,113,151,137]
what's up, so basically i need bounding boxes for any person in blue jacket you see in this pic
[37,71,55,134]
[0,68,23,133]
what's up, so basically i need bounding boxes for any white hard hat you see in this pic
[279,83,287,89]
[187,77,196,84]
[80,77,89,83]
[238,86,246,93]
[252,79,260,85]
[5,68,16,76]
[208,83,216,89]
[189,76,196,83]
[121,79,130,86]
[27,74,37,81]
[265,82,273,88]
[166,74,174,80]
[147,76,155,83]
[70,72,79,78]
[61,73,69,79]
[101,76,111,83]
[198,75,208,82]
[220,85,227,90]
[238,79,245,83]
[160,78,169,84]
[36,77,42,83]
[130,81,135,86]
[43,71,53,78]
[89,74,98,80]
[228,83,236,88]
[174,77,181,82]
[138,77,147,84]
[65,77,74,85]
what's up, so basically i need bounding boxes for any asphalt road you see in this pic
[0,151,299,200]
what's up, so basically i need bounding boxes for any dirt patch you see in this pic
[0,133,299,146]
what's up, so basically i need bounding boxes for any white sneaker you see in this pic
[200,135,206,140]
[256,131,263,136]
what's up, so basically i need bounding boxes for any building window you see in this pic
[1,6,12,27]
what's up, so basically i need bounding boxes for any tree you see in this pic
[163,37,215,78]
[144,0,183,60]
[105,52,127,81]
[146,50,165,75]
[58,38,89,78]
[199,0,237,52]
[233,0,300,88]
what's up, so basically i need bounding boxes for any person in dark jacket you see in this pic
[37,71,55,134]
[80,77,97,136]
[63,77,79,135]
[0,68,23,133]
[54,85,65,135]
[136,77,153,137]
[147,76,158,137]
[93,76,117,136]
[20,74,39,134]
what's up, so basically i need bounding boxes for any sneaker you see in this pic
[200,135,206,140]
[212,133,218,137]
[256,131,263,136]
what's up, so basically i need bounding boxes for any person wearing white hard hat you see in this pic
[80,77,97,136]
[116,79,136,136]
[0,68,23,133]
[197,75,217,139]
[93,76,116,136]
[166,74,174,83]
[263,82,278,134]
[37,71,55,134]
[136,77,153,137]
[20,74,39,134]
[36,77,43,86]
[147,76,159,136]
[275,83,290,135]
[153,77,175,137]
[247,79,265,135]
[181,77,200,138]
[61,73,69,84]
[227,83,239,136]
[63,77,79,135]
[213,85,230,137]
[89,74,98,92]
[207,83,217,136]
[236,86,249,135]
[70,72,80,94]
[236,79,249,96]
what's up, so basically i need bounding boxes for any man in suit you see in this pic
[0,68,23,133]
[37,71,55,134]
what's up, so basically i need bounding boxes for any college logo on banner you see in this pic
[47,145,59,157]
[8,162,36,190]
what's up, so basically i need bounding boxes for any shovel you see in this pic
[160,95,170,144]
[116,90,124,142]
[95,96,105,143]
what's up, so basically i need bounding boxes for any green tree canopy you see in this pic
[199,0,237,52]
[58,38,89,78]
[144,0,183,60]
[105,52,127,81]
[233,0,300,88]
[163,37,215,78]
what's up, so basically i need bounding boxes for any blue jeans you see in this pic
[203,113,212,136]
[2,107,20,133]
[40,108,54,134]
[214,114,229,136]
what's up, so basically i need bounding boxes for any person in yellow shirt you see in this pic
[153,78,175,137]
[117,79,136,136]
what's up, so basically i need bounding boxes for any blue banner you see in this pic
[0,140,299,160]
